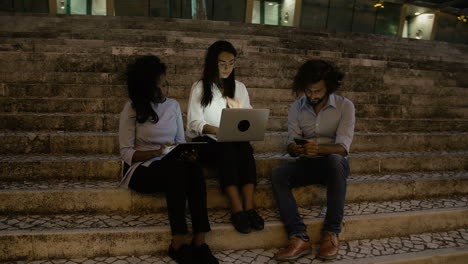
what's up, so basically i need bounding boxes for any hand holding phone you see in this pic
[294,138,308,145]
[293,138,320,157]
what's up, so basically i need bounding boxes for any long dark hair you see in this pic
[200,40,237,108]
[126,55,166,123]
[292,59,344,97]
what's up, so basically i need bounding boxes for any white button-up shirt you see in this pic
[288,94,355,154]
[186,80,252,138]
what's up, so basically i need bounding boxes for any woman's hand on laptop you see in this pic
[202,124,219,135]
[226,97,241,108]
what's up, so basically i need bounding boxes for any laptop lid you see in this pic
[216,108,270,142]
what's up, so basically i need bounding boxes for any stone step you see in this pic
[1,132,467,155]
[1,97,466,119]
[0,71,460,97]
[1,44,466,77]
[1,20,462,55]
[248,88,468,106]
[0,152,467,181]
[0,50,465,89]
[1,33,463,67]
[0,113,120,132]
[0,60,439,85]
[0,29,466,70]
[2,114,467,133]
[1,15,467,60]
[352,118,468,133]
[2,14,465,58]
[0,52,445,86]
[3,83,468,101]
[0,71,123,85]
[0,196,467,261]
[0,171,467,214]
[0,23,461,60]
[253,102,468,119]
[6,244,467,264]
[0,54,463,95]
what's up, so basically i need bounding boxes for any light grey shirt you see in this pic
[186,80,252,138]
[119,98,186,166]
[288,94,355,154]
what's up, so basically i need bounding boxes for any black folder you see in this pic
[162,142,208,160]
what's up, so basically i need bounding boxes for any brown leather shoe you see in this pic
[274,236,312,261]
[318,232,340,260]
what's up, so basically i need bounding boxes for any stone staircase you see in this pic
[0,13,467,263]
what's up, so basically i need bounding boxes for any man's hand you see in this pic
[288,143,305,157]
[303,139,319,157]
[288,140,321,158]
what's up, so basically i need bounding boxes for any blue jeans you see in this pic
[271,154,349,237]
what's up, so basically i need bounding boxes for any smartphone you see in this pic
[294,138,308,145]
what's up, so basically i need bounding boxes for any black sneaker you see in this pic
[193,243,219,264]
[168,244,196,264]
[246,209,264,230]
[231,211,251,233]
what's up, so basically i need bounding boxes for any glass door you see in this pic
[252,0,282,26]
[57,0,106,15]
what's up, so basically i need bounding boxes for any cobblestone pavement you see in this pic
[0,196,466,231]
[1,171,466,190]
[4,229,468,264]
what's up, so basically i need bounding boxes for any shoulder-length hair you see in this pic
[292,59,344,97]
[200,40,237,107]
[126,55,166,124]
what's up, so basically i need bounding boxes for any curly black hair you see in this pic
[292,59,344,97]
[126,55,166,124]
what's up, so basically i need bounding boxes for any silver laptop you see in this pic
[207,108,270,142]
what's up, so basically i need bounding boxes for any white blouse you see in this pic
[119,98,186,187]
[186,80,252,138]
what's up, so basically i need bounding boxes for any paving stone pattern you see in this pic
[0,196,466,232]
[3,229,468,264]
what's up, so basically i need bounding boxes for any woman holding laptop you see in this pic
[187,40,264,234]
[119,55,218,264]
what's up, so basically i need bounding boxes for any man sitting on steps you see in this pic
[271,59,355,261]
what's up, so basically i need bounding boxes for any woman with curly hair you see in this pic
[119,55,218,264]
